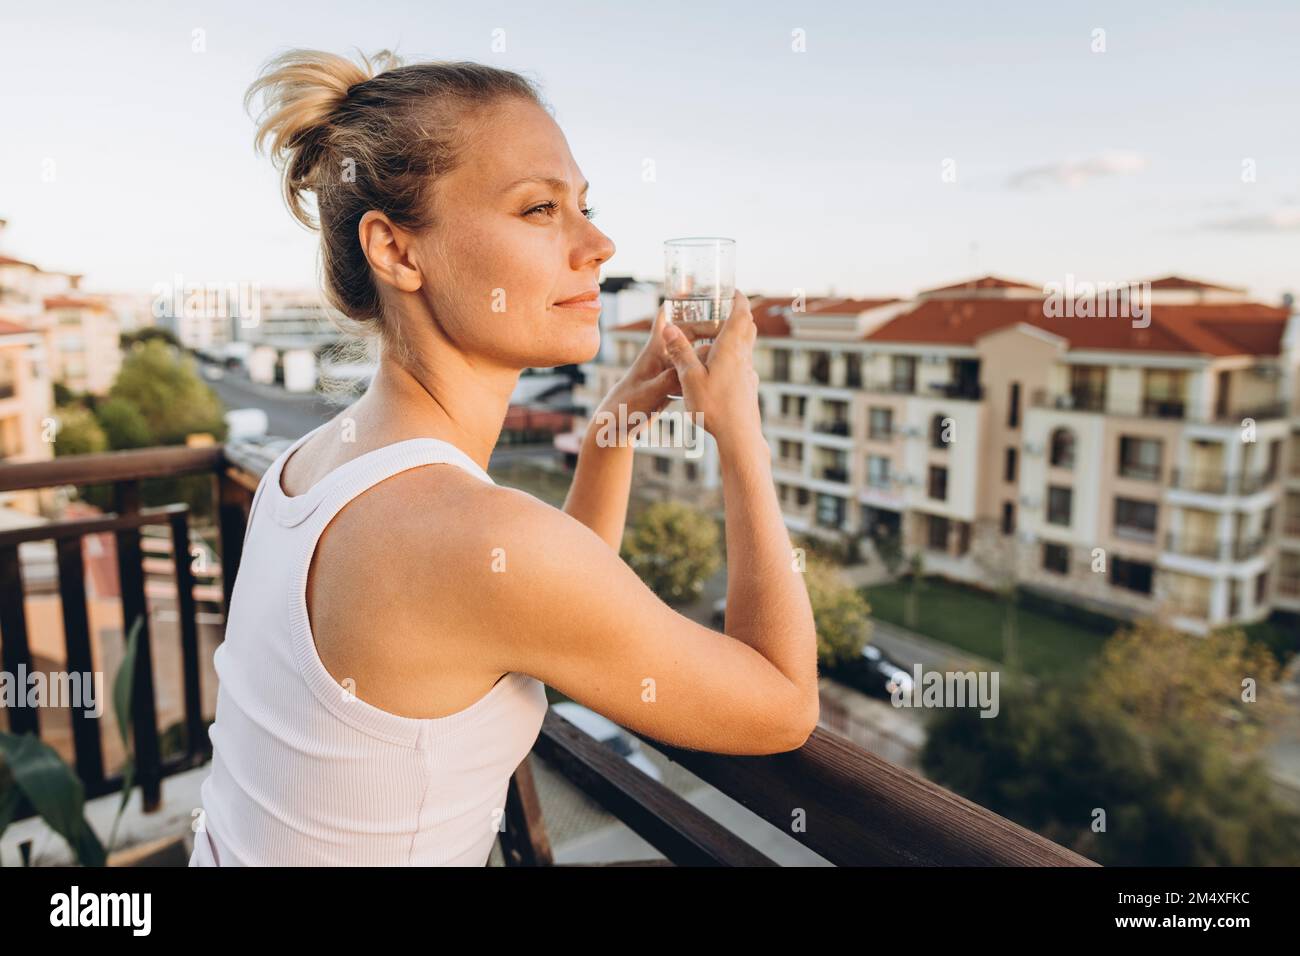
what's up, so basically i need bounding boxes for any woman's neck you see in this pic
[360,346,520,474]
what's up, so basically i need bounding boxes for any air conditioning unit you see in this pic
[900,425,923,438]
[1023,441,1044,456]
[1019,495,1040,509]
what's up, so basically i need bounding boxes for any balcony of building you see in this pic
[0,441,1100,866]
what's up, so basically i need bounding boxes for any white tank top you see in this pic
[188,421,548,866]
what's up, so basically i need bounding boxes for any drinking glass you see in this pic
[664,237,735,400]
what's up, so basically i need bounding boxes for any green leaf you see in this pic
[0,731,106,866]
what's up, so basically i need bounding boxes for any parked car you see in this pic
[861,644,915,700]
[550,702,663,782]
[712,596,727,628]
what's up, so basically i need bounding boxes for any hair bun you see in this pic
[244,48,403,228]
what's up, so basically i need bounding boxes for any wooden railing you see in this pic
[0,439,1097,866]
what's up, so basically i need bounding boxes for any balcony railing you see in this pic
[1169,469,1276,496]
[820,465,850,483]
[0,440,1096,867]
[1163,533,1267,561]
[813,420,851,437]
[1032,391,1288,425]
[924,381,984,401]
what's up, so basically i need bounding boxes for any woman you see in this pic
[189,48,818,866]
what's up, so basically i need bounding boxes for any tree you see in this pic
[94,398,152,450]
[921,629,1300,865]
[51,405,107,457]
[801,551,872,667]
[1085,620,1285,759]
[620,501,722,606]
[119,327,181,351]
[107,339,227,446]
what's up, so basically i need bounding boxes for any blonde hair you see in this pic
[244,47,545,370]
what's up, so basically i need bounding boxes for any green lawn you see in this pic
[863,578,1113,681]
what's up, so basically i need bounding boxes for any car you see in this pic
[550,702,664,782]
[860,644,915,700]
[202,363,225,380]
[711,596,727,628]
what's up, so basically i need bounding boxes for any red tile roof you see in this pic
[866,298,1289,356]
[44,295,108,311]
[0,255,39,270]
[0,318,34,336]
[1145,275,1246,293]
[607,279,1289,357]
[919,275,1040,294]
[610,294,896,336]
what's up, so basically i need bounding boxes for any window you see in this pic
[1049,428,1076,468]
[1043,542,1070,575]
[1142,370,1186,418]
[1004,447,1018,483]
[0,355,15,401]
[685,462,697,482]
[772,349,790,382]
[1069,366,1107,411]
[1001,501,1016,535]
[867,455,891,489]
[927,515,950,551]
[779,394,806,419]
[1113,497,1157,539]
[928,465,948,501]
[1046,485,1072,526]
[1111,556,1154,594]
[891,355,916,393]
[1118,436,1162,481]
[845,353,862,388]
[809,351,831,385]
[816,493,845,528]
[931,414,951,449]
[1008,382,1021,428]
[796,487,810,507]
[868,407,892,440]
[653,457,671,475]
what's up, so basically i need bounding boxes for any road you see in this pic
[208,368,563,469]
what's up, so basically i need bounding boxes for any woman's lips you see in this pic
[552,294,602,311]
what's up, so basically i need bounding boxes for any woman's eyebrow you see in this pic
[504,175,590,195]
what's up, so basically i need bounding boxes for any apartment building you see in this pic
[572,275,1299,634]
[39,294,122,395]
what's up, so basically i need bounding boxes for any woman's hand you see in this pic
[593,301,714,444]
[659,290,762,454]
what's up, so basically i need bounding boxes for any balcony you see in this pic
[924,381,984,401]
[1163,534,1267,561]
[813,419,851,437]
[1032,391,1288,425]
[0,442,1095,867]
[820,465,850,483]
[1169,469,1275,496]
[1031,388,1106,413]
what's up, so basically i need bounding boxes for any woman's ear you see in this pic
[359,210,422,293]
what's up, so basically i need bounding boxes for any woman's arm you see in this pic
[561,408,635,551]
[561,304,712,551]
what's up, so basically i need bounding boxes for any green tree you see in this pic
[107,339,227,446]
[94,397,153,450]
[119,326,181,351]
[620,501,721,606]
[801,551,872,667]
[51,405,107,457]
[921,639,1300,865]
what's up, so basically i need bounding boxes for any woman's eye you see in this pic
[524,201,597,221]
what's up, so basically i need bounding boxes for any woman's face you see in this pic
[411,96,616,369]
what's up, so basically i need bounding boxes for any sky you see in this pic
[1,0,1297,304]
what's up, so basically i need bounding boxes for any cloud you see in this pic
[1202,207,1300,233]
[1005,150,1147,190]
